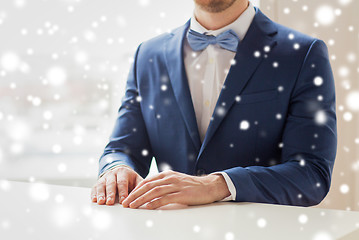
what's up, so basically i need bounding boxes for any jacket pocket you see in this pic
[236,89,278,104]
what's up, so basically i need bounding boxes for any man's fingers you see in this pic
[122,177,174,208]
[91,185,97,202]
[105,174,117,205]
[117,172,129,204]
[96,178,106,205]
[128,184,179,209]
[130,170,169,194]
[146,192,183,210]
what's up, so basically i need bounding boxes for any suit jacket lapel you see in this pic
[164,20,202,152]
[197,7,278,160]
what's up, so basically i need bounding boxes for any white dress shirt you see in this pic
[184,1,255,201]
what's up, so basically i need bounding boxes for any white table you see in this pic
[1,180,358,240]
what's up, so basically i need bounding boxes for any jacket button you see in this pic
[196,169,206,176]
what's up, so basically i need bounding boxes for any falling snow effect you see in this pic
[298,214,308,224]
[91,210,112,230]
[29,182,50,201]
[0,2,357,237]
[315,111,327,125]
[312,231,333,240]
[257,218,267,228]
[239,120,250,130]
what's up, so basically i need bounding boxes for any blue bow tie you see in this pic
[187,29,240,52]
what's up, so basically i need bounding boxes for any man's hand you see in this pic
[121,170,230,209]
[91,166,143,205]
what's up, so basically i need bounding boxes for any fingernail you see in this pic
[120,196,125,203]
[98,196,104,201]
[106,197,112,203]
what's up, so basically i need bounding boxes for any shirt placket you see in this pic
[201,45,216,142]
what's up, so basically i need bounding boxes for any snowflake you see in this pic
[91,210,112,230]
[67,6,74,13]
[52,205,75,228]
[313,231,333,240]
[75,51,88,64]
[339,0,352,6]
[293,43,300,50]
[298,214,308,224]
[47,66,67,86]
[32,96,42,106]
[1,220,10,229]
[10,142,23,154]
[254,51,261,58]
[315,110,327,125]
[338,66,350,77]
[83,30,96,42]
[340,184,350,194]
[146,219,153,227]
[52,144,62,154]
[138,0,150,7]
[0,180,11,191]
[283,8,290,14]
[29,182,50,201]
[343,112,353,122]
[55,194,65,203]
[299,159,306,167]
[161,84,167,91]
[314,76,323,86]
[159,162,172,172]
[1,51,21,72]
[141,149,149,156]
[334,9,342,17]
[193,225,201,232]
[257,218,267,228]
[263,45,270,52]
[328,39,335,46]
[315,5,336,26]
[43,110,53,120]
[57,163,67,173]
[347,52,356,62]
[346,91,359,111]
[239,120,250,130]
[225,232,235,240]
[216,106,226,116]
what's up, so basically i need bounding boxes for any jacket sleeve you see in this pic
[223,39,337,206]
[98,44,153,179]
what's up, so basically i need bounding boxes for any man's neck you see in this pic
[194,0,249,30]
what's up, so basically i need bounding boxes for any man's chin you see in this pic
[194,0,238,13]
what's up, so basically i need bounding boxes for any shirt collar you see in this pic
[189,1,255,40]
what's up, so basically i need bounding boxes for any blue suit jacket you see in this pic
[98,7,337,206]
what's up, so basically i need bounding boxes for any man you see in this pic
[91,0,337,209]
